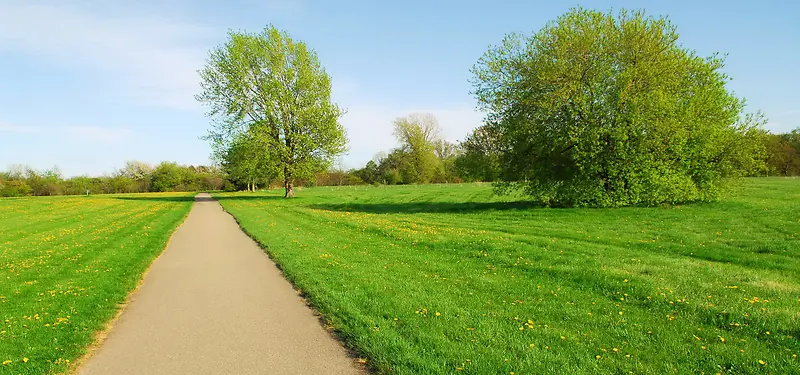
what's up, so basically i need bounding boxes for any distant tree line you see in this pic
[230,112,491,188]
[0,161,230,197]
[303,116,798,190]
[3,124,796,198]
[763,129,800,176]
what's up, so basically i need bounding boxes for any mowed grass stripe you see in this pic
[0,193,193,375]
[215,179,799,374]
[0,198,139,241]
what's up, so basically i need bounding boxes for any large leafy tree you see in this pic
[197,26,347,197]
[472,8,767,207]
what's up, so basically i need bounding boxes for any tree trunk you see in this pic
[284,165,294,198]
[284,179,294,198]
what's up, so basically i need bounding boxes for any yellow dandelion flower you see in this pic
[22,358,28,363]
[595,355,602,360]
[759,360,766,365]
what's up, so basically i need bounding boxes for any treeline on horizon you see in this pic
[1,125,798,198]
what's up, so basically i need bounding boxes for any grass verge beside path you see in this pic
[216,179,799,374]
[0,193,194,375]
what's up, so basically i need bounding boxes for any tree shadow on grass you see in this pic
[113,194,285,203]
[213,195,284,202]
[112,196,198,203]
[309,201,544,214]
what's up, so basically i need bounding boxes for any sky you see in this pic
[0,0,798,177]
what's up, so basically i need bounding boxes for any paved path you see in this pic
[78,193,362,375]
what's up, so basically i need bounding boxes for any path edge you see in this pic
[211,193,371,374]
[66,195,197,375]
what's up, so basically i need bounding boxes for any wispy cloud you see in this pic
[0,2,215,109]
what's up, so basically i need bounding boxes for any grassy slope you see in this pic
[216,179,799,374]
[0,194,194,375]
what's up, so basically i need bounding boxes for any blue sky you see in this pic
[1,0,798,177]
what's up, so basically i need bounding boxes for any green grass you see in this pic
[0,193,194,375]
[215,178,800,374]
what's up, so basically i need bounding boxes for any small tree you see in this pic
[221,128,275,191]
[472,8,767,206]
[455,125,502,182]
[197,26,347,197]
[118,161,153,192]
[392,113,442,184]
[354,160,380,184]
[150,162,186,192]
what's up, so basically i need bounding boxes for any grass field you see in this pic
[215,178,800,374]
[0,193,193,375]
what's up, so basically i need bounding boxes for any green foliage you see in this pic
[0,162,226,197]
[0,179,32,197]
[149,162,188,192]
[384,168,402,185]
[392,113,443,184]
[354,160,380,184]
[374,149,410,185]
[197,26,347,197]
[214,179,800,374]
[221,127,277,190]
[432,139,460,183]
[25,167,65,196]
[313,169,364,186]
[471,8,768,207]
[764,128,800,176]
[455,124,502,182]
